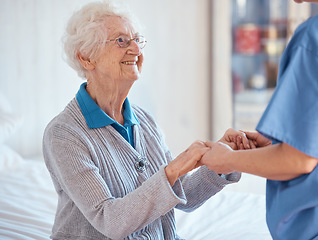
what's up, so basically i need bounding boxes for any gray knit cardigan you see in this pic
[43,98,241,240]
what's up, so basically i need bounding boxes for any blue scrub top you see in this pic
[76,82,139,148]
[256,15,318,240]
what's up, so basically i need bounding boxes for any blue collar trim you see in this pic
[76,82,139,129]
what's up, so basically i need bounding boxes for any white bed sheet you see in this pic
[175,191,271,240]
[0,152,272,240]
[0,156,56,240]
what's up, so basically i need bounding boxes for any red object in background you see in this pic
[235,24,261,54]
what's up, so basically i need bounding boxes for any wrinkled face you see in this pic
[93,16,144,85]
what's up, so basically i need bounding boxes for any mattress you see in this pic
[0,144,271,240]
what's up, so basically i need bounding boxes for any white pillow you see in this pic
[0,111,23,144]
[0,144,24,171]
[0,91,13,113]
[0,93,23,144]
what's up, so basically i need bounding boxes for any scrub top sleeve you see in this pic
[256,45,318,158]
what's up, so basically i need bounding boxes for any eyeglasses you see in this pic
[105,35,147,49]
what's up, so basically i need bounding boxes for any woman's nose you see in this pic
[127,40,142,55]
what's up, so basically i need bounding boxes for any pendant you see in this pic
[135,156,149,173]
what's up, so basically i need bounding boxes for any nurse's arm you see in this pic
[201,142,318,181]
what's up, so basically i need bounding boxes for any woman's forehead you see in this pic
[104,16,136,37]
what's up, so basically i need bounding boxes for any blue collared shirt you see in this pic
[76,82,139,147]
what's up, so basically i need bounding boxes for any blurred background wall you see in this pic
[5,0,301,194]
[0,0,213,159]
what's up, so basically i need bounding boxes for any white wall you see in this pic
[0,0,210,159]
[210,0,233,141]
[1,0,267,195]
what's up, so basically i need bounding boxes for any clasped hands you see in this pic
[165,128,271,186]
[200,128,271,175]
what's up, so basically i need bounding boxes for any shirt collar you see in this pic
[76,82,139,129]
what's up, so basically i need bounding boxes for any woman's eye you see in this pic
[117,37,124,43]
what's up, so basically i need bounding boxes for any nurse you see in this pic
[201,0,318,239]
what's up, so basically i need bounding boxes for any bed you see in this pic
[0,95,272,240]
[0,147,272,240]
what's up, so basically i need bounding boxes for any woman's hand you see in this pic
[218,128,271,150]
[218,128,251,150]
[165,141,209,186]
[243,131,272,148]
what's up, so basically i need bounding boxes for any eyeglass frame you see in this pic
[104,35,147,49]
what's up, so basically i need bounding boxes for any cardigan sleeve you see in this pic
[175,166,241,212]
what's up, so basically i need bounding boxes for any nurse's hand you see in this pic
[201,141,234,175]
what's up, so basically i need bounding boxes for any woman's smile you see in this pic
[121,61,137,65]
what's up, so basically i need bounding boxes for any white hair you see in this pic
[63,0,141,79]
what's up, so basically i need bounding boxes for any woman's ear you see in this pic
[77,53,95,70]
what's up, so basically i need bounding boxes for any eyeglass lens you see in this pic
[116,35,146,49]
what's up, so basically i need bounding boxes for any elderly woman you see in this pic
[43,1,240,239]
